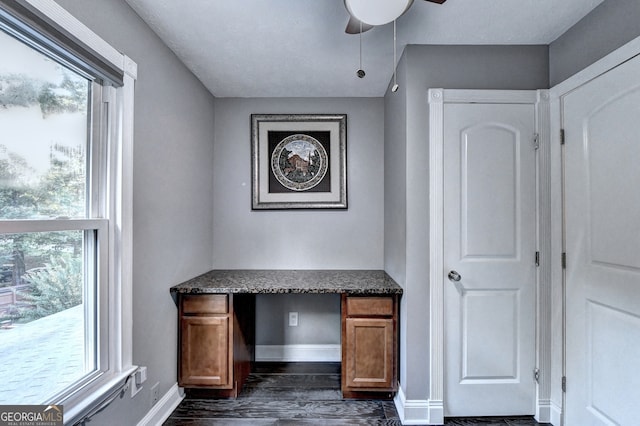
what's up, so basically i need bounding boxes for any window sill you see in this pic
[63,366,138,425]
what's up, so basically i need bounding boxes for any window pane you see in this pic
[0,230,96,404]
[0,29,89,220]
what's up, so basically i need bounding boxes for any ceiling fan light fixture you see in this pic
[344,0,414,26]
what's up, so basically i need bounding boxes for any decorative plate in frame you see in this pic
[251,114,347,209]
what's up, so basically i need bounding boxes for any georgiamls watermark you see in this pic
[0,405,63,426]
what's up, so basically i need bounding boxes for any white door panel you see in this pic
[462,123,518,258]
[444,103,536,416]
[563,54,640,426]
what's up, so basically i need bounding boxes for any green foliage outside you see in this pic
[0,144,85,293]
[0,69,88,323]
[0,144,85,219]
[18,254,82,321]
[0,72,88,116]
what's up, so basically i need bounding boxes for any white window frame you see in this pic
[0,0,136,423]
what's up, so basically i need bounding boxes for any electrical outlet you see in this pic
[131,366,147,398]
[288,311,298,327]
[151,382,159,406]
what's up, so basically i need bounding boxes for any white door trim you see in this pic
[548,34,640,426]
[428,89,551,424]
[551,36,640,98]
[534,90,553,424]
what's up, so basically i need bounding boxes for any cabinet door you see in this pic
[344,317,394,389]
[179,315,232,388]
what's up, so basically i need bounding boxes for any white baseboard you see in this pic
[255,344,341,362]
[550,400,562,426]
[394,385,442,425]
[136,383,184,426]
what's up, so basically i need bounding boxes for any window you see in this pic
[0,0,135,422]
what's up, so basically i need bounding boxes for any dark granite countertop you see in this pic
[169,270,403,295]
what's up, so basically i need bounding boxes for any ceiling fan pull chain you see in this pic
[357,20,365,78]
[392,19,399,92]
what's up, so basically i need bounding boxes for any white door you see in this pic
[444,102,537,416]
[563,54,640,426]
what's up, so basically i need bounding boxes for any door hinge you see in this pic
[533,133,540,150]
[560,129,565,145]
[562,252,567,269]
[534,368,540,383]
[535,251,540,267]
[562,376,567,392]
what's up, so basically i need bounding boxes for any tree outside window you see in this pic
[0,26,96,404]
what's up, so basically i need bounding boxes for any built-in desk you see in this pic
[170,270,403,399]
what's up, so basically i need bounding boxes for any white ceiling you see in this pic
[123,0,603,98]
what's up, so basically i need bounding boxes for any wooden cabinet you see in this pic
[179,295,232,389]
[178,294,254,397]
[341,294,398,398]
[176,290,399,400]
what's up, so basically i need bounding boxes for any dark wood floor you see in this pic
[164,363,549,425]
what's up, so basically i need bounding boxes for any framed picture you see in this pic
[251,114,347,209]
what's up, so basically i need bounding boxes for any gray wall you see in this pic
[212,98,384,270]
[549,0,640,85]
[213,98,385,346]
[384,45,549,400]
[255,294,341,346]
[383,52,408,384]
[53,1,216,425]
[383,54,408,288]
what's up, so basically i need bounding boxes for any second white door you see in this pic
[563,53,640,426]
[444,102,537,416]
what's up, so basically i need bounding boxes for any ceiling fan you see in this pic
[345,0,447,34]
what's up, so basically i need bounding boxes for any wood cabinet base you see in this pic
[342,390,396,399]
[341,294,398,397]
[177,292,398,399]
[178,293,255,397]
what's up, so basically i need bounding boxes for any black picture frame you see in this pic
[251,114,347,209]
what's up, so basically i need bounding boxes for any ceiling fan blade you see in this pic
[424,0,447,3]
[345,16,374,34]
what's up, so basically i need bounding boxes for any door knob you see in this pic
[448,270,461,282]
